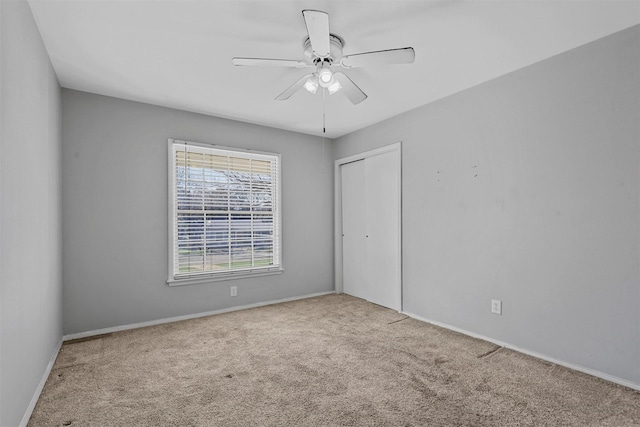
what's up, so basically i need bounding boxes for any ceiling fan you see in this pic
[232,10,415,105]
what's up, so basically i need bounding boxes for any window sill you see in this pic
[167,268,283,287]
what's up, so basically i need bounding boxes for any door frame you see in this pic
[334,142,403,311]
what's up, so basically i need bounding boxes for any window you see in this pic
[168,139,281,285]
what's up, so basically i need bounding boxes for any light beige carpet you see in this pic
[29,294,639,426]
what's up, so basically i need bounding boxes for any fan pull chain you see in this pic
[322,88,326,134]
[321,89,327,175]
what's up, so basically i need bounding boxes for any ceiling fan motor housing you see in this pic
[303,34,344,64]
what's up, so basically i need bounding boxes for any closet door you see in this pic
[340,148,400,311]
[341,159,367,301]
[365,150,400,310]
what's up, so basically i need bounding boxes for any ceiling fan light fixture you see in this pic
[327,79,342,95]
[318,68,333,86]
[304,76,319,94]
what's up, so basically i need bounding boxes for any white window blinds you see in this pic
[168,140,281,282]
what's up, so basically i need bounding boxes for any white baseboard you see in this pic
[63,291,336,341]
[402,311,640,392]
[19,339,63,427]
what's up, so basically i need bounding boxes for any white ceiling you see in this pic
[28,0,640,139]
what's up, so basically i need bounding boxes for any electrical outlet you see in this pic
[491,299,502,315]
[230,286,237,297]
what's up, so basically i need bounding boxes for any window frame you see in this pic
[167,139,283,286]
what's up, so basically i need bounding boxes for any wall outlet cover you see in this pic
[491,299,502,315]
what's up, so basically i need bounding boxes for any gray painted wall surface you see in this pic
[62,90,334,335]
[335,26,640,385]
[0,1,63,425]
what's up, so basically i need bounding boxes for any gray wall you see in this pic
[0,1,63,426]
[62,90,334,335]
[335,26,639,386]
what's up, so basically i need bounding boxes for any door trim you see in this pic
[334,142,402,311]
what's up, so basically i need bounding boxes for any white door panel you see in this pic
[341,159,367,301]
[365,151,400,310]
[340,147,400,311]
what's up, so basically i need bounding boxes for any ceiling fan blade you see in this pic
[232,57,309,68]
[302,10,330,58]
[340,47,415,68]
[333,72,367,105]
[275,73,315,101]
